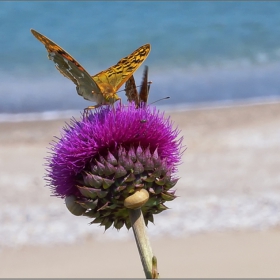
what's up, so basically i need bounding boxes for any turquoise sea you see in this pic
[1,1,280,114]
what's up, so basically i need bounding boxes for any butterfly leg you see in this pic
[85,105,100,110]
[83,105,101,118]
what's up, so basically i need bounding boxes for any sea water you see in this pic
[1,2,280,116]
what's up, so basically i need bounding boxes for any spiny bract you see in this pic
[46,104,183,230]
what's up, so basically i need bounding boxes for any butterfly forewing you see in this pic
[92,44,151,92]
[31,29,103,103]
[31,30,87,74]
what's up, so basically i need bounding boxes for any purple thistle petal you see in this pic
[46,103,183,198]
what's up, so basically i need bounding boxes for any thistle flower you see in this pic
[46,103,183,230]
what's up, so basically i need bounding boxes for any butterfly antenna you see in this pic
[149,96,170,105]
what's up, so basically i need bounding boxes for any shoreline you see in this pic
[1,96,280,123]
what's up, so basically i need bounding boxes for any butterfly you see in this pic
[125,65,151,108]
[31,29,151,109]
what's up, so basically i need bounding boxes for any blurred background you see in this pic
[0,2,280,277]
[1,1,280,115]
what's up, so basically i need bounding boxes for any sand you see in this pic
[0,101,280,277]
[1,230,280,278]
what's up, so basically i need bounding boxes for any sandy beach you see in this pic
[1,230,280,278]
[0,101,280,277]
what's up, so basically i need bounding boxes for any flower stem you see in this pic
[129,208,159,278]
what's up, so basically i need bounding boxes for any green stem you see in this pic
[129,208,158,278]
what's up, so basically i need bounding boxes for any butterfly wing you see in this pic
[125,66,150,108]
[92,44,151,94]
[139,65,149,107]
[31,29,105,104]
[125,74,140,106]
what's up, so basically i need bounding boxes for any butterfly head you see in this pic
[98,83,121,104]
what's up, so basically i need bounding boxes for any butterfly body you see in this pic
[31,29,151,107]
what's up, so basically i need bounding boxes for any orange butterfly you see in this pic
[31,29,151,109]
